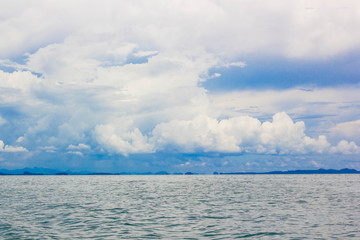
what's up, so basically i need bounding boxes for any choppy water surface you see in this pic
[0,175,359,239]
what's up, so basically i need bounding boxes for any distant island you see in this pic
[0,168,359,175]
[219,168,360,175]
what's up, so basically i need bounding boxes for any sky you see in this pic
[1,0,360,173]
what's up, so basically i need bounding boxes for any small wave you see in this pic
[235,232,286,238]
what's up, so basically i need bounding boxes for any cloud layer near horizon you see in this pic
[1,0,360,171]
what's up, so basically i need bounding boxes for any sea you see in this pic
[0,175,359,239]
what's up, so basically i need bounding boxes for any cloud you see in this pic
[94,119,154,156]
[0,49,216,155]
[311,160,322,168]
[67,143,91,151]
[2,0,360,61]
[38,146,57,153]
[0,116,6,125]
[151,112,337,155]
[328,120,360,143]
[210,87,360,137]
[0,0,360,171]
[222,61,246,68]
[133,50,159,58]
[152,115,240,153]
[23,36,139,83]
[178,162,190,167]
[0,70,44,102]
[65,144,91,156]
[0,140,28,153]
[92,112,357,156]
[3,145,28,153]
[67,151,84,157]
[330,140,360,154]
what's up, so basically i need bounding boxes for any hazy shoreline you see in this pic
[1,168,359,176]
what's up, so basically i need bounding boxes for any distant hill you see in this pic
[0,168,359,175]
[0,167,74,175]
[219,168,360,175]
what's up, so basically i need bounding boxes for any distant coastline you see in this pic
[218,168,360,175]
[0,168,359,175]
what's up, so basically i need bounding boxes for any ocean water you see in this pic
[0,175,359,239]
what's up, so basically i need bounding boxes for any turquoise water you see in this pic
[0,175,359,239]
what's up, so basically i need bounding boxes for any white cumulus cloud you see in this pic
[330,140,360,154]
[0,0,360,167]
[0,140,28,153]
[3,145,28,153]
[151,112,338,155]
[94,119,154,156]
[67,143,91,151]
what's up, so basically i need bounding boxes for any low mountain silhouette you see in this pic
[219,168,360,175]
[0,168,359,175]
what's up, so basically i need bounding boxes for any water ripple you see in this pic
[0,175,359,239]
